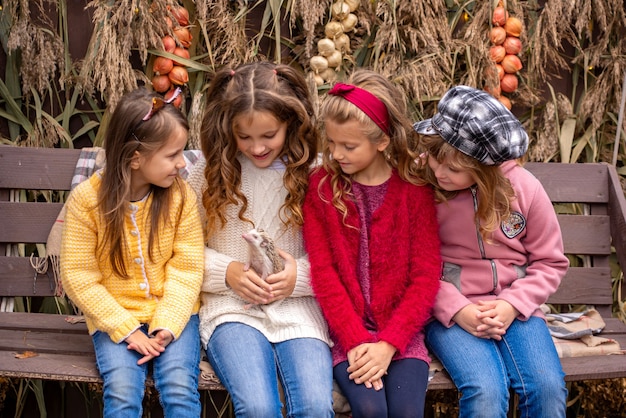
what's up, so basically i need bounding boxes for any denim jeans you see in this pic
[92,315,201,418]
[425,316,567,418]
[206,322,334,418]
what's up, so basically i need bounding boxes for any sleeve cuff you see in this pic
[111,322,142,344]
[291,256,313,297]
[202,247,234,293]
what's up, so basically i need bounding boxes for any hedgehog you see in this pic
[242,228,284,279]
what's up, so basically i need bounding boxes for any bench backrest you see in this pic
[0,146,80,297]
[525,162,626,317]
[1,146,625,318]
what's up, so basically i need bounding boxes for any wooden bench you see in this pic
[0,146,223,392]
[1,146,626,405]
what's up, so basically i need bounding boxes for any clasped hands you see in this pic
[226,250,297,305]
[126,328,174,365]
[453,299,519,340]
[346,340,396,391]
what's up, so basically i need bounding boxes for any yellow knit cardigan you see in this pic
[60,174,204,343]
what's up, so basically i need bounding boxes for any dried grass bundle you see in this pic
[525,0,578,84]
[570,378,626,417]
[20,111,65,148]
[574,1,626,132]
[194,0,255,68]
[528,93,573,162]
[525,0,626,162]
[366,0,454,105]
[5,0,64,98]
[289,0,331,59]
[450,2,497,99]
[77,0,169,107]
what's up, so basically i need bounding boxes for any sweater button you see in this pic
[130,230,139,236]
[139,283,147,290]
[134,258,142,264]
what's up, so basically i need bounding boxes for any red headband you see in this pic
[328,83,390,135]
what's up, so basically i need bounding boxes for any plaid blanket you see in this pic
[545,306,623,358]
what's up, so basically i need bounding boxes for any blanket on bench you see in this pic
[546,307,623,358]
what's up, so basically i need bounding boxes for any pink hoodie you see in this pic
[433,160,569,327]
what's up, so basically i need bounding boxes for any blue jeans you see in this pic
[425,316,567,418]
[92,315,201,418]
[206,322,334,418]
[334,358,429,418]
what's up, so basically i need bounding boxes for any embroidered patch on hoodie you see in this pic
[501,211,526,238]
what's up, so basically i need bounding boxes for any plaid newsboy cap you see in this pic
[413,86,528,165]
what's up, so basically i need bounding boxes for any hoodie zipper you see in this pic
[471,186,498,293]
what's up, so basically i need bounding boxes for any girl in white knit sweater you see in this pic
[186,61,333,418]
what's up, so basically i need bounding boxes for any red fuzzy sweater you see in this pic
[303,168,442,359]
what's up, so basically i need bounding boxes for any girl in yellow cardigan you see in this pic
[61,87,204,418]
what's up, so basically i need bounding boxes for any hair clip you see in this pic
[131,87,183,142]
[142,87,182,121]
[230,69,235,77]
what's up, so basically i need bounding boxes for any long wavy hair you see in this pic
[199,61,319,237]
[416,134,516,241]
[317,69,420,225]
[99,88,189,278]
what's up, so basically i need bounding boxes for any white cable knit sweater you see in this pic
[186,154,331,348]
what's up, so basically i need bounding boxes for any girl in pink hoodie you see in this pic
[414,86,568,418]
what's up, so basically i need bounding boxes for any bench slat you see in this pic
[0,312,87,333]
[0,202,65,244]
[547,267,613,306]
[2,317,623,390]
[0,256,57,297]
[427,371,455,391]
[5,345,624,390]
[602,318,626,336]
[0,329,94,356]
[0,351,100,383]
[0,312,226,390]
[3,212,610,253]
[0,351,226,391]
[561,353,626,381]
[558,214,611,255]
[525,163,608,203]
[0,147,79,190]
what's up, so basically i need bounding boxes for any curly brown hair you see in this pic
[199,61,319,237]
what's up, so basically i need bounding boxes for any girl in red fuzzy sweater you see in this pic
[302,70,441,418]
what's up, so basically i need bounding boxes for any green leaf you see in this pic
[559,118,576,163]
[71,120,100,141]
[147,49,214,73]
[0,77,33,133]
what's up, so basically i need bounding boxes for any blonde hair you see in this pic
[199,61,319,238]
[417,134,516,241]
[317,69,420,224]
[99,88,188,278]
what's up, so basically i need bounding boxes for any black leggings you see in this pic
[333,358,429,418]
